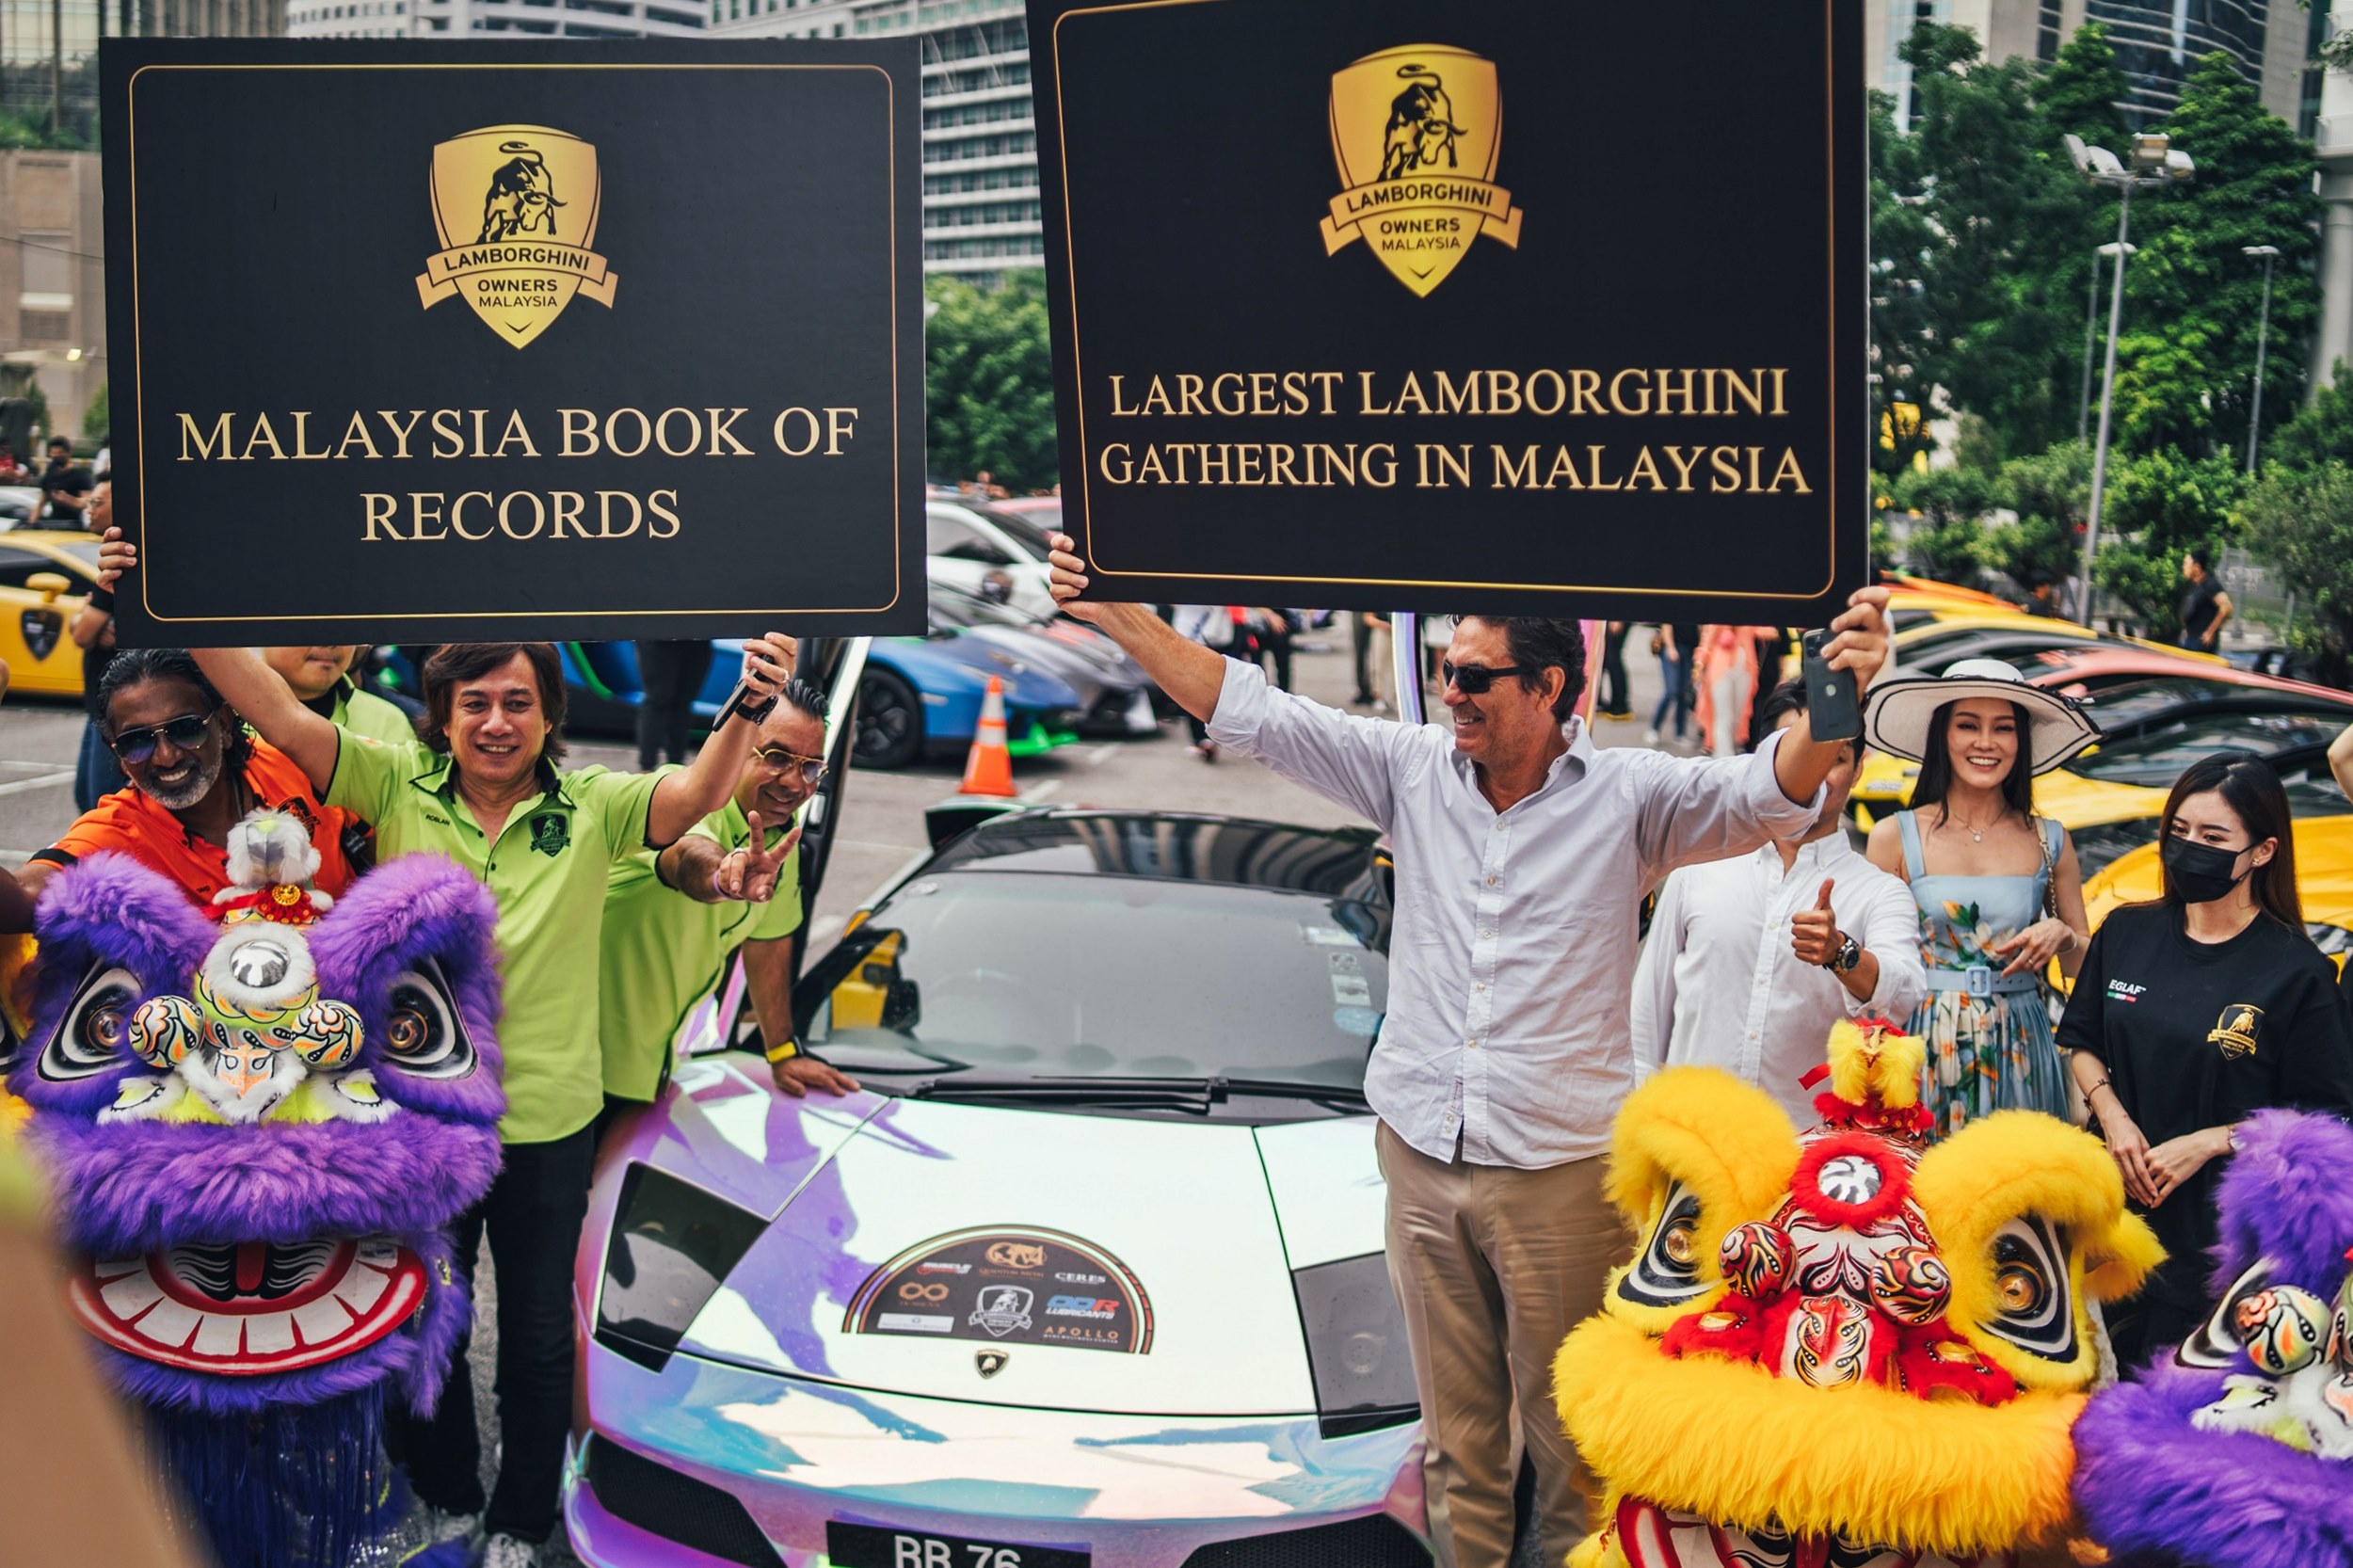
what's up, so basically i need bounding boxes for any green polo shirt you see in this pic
[329,679,419,746]
[598,800,805,1103]
[327,731,667,1144]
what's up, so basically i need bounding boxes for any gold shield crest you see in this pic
[1320,45,1522,296]
[415,124,617,349]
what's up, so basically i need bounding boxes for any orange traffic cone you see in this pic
[959,675,1016,797]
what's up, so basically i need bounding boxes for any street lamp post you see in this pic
[2065,132,2195,628]
[2080,241,2136,444]
[2244,244,2281,475]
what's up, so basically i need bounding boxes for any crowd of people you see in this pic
[4,512,2349,1568]
[1041,532,2353,1568]
[1,527,851,1568]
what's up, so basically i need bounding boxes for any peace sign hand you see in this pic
[713,809,801,904]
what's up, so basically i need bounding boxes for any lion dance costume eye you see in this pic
[2073,1110,2353,1568]
[1553,1019,2163,1568]
[10,849,504,1568]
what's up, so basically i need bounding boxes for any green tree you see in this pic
[81,381,105,440]
[1898,25,2102,462]
[2104,444,2244,553]
[924,270,1058,494]
[2105,53,2320,457]
[2093,538,2187,637]
[2036,23,2128,146]
[1890,466,1998,581]
[1869,85,1937,476]
[2263,364,2353,475]
[2240,461,2353,655]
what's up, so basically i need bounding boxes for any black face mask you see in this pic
[2163,836,2251,904]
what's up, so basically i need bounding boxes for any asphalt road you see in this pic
[0,631,1685,1567]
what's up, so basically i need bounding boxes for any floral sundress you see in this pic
[1893,809,2068,1138]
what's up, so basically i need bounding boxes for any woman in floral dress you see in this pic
[1862,660,2099,1136]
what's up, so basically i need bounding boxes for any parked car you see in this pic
[0,528,98,698]
[929,578,1158,738]
[2079,799,2353,971]
[927,501,1059,620]
[566,807,1428,1568]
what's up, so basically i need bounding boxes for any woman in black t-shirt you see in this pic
[2059,754,2353,1367]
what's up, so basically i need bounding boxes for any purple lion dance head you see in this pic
[10,851,504,1567]
[2073,1108,2353,1568]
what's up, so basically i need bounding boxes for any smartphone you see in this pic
[1802,629,1861,743]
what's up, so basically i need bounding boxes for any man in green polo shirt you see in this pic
[184,632,792,1568]
[599,675,859,1113]
[261,644,418,744]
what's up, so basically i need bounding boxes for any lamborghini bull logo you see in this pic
[414,124,618,350]
[1320,44,1522,297]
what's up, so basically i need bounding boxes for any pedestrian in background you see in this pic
[66,478,123,809]
[258,645,418,744]
[1643,622,1691,746]
[1597,620,1631,719]
[1352,607,1379,706]
[2062,753,2353,1366]
[1693,624,1768,759]
[634,638,715,771]
[1633,679,1926,1126]
[38,436,90,524]
[2178,547,2233,652]
[1863,659,2098,1137]
[1046,529,1892,1568]
[1173,604,1240,758]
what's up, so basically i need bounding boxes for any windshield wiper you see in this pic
[1220,1077,1373,1111]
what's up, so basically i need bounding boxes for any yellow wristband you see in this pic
[763,1038,800,1064]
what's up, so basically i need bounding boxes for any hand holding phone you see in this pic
[1802,629,1861,743]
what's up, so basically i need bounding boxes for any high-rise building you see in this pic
[1867,0,2315,131]
[285,0,703,40]
[712,0,1039,281]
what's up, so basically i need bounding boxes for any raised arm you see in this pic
[1047,534,1225,720]
[646,634,792,848]
[1772,586,1891,805]
[189,647,341,794]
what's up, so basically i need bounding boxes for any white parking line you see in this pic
[1018,778,1060,803]
[0,767,72,798]
[1083,744,1119,767]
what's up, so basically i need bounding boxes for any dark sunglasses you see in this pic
[1442,662,1533,696]
[751,746,828,785]
[108,708,216,764]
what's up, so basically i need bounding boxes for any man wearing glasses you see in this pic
[597,672,859,1117]
[1046,534,1891,1568]
[3,646,360,929]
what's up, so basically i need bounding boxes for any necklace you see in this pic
[1945,810,1994,843]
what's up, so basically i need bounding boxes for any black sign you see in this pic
[101,40,923,644]
[846,1228,1154,1354]
[1030,0,1865,622]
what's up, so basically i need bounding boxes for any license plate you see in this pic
[826,1520,1091,1568]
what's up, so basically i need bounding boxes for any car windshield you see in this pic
[2066,676,2247,730]
[2070,712,2344,786]
[800,872,1387,1093]
[965,503,1057,562]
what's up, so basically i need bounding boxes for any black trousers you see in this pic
[634,640,714,770]
[398,1127,596,1544]
[1598,624,1631,715]
[1350,612,1376,701]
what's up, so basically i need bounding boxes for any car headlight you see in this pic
[1292,1252,1419,1439]
[596,1163,770,1372]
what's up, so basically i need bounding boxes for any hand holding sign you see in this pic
[1788,878,1840,968]
[1047,533,1103,626]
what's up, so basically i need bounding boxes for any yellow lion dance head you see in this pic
[1555,1020,2162,1568]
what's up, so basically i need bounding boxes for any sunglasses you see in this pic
[108,708,217,764]
[751,746,828,786]
[1441,662,1533,696]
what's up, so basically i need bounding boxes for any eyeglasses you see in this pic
[750,746,827,786]
[107,709,217,764]
[1441,662,1534,696]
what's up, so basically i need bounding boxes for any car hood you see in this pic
[959,624,1117,705]
[591,1058,1385,1417]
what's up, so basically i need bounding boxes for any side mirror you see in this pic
[26,570,70,602]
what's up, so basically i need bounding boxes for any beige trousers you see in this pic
[1377,1122,1628,1568]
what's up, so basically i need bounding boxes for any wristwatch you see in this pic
[1825,933,1862,976]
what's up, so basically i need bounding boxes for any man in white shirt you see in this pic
[1632,680,1927,1125]
[1046,535,1891,1568]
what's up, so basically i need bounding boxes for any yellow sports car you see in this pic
[2081,806,2353,970]
[0,528,100,698]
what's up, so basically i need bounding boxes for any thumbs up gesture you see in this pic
[1789,877,1842,968]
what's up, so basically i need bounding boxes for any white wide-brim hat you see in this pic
[1861,657,2103,776]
